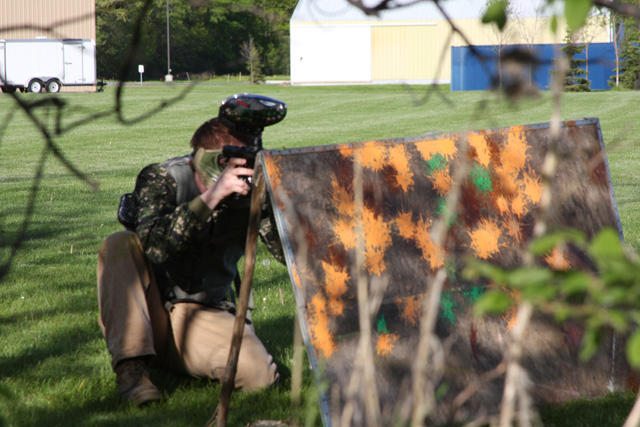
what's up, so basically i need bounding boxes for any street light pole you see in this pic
[166,0,172,80]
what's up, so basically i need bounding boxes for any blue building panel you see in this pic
[451,43,616,91]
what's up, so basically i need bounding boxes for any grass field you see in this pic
[1,84,640,426]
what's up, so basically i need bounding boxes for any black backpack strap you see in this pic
[117,193,137,230]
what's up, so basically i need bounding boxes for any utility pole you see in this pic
[165,0,172,81]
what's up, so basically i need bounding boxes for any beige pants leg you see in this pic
[97,230,278,391]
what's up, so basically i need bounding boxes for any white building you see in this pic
[290,0,610,85]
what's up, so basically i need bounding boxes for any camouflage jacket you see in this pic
[132,154,284,308]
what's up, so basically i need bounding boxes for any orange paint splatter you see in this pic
[504,217,522,242]
[521,170,542,205]
[363,207,392,276]
[334,217,357,250]
[376,332,399,357]
[545,247,572,271]
[496,196,510,217]
[321,261,350,316]
[503,306,518,330]
[415,137,458,162]
[469,218,502,259]
[495,130,530,194]
[294,263,317,290]
[500,285,521,330]
[394,211,416,240]
[330,178,354,214]
[502,131,528,172]
[414,217,445,269]
[511,192,527,218]
[360,145,388,172]
[395,295,422,326]
[429,167,453,196]
[386,144,414,191]
[308,293,336,359]
[292,266,302,289]
[496,168,518,195]
[263,156,282,189]
[337,147,354,161]
[469,133,491,167]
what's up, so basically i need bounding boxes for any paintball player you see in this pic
[97,94,286,406]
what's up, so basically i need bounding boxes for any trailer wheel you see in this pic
[28,79,43,93]
[46,80,61,93]
[1,86,17,93]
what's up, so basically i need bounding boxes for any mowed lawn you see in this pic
[1,84,639,426]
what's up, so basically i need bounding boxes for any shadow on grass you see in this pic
[0,310,100,380]
[539,390,636,427]
[0,375,312,427]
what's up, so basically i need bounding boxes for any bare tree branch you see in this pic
[594,0,640,20]
[0,12,96,39]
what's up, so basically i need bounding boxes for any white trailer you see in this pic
[0,38,97,93]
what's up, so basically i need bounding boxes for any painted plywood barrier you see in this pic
[259,118,630,425]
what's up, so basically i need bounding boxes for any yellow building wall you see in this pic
[371,16,609,82]
[372,24,441,81]
[0,0,96,40]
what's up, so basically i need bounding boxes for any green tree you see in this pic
[561,29,591,91]
[617,20,640,89]
[241,36,264,84]
[483,0,516,89]
[607,0,640,88]
[95,0,297,80]
[95,0,148,80]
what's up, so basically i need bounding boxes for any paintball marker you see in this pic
[219,94,287,207]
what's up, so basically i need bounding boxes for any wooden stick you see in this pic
[207,162,267,427]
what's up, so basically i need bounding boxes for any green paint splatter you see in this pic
[445,258,457,281]
[376,314,388,335]
[426,153,447,173]
[463,286,485,304]
[435,197,446,216]
[439,292,456,325]
[470,163,492,194]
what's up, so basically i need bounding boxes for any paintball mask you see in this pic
[194,93,287,207]
[218,93,287,149]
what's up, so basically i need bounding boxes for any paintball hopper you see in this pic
[218,93,287,144]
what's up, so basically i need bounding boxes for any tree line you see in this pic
[96,0,297,81]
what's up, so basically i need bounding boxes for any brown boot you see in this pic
[115,358,161,406]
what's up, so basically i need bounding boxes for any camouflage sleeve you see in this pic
[258,200,286,265]
[134,163,207,264]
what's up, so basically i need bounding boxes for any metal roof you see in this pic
[291,0,563,23]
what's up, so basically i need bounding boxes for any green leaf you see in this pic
[579,328,600,362]
[565,0,594,31]
[551,15,558,33]
[553,306,572,323]
[589,228,624,259]
[473,290,512,317]
[626,330,640,368]
[463,258,508,283]
[529,229,586,256]
[522,284,557,302]
[608,309,628,332]
[560,271,592,294]
[507,267,553,288]
[435,382,450,401]
[482,1,508,31]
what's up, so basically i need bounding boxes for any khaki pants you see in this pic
[97,231,278,391]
